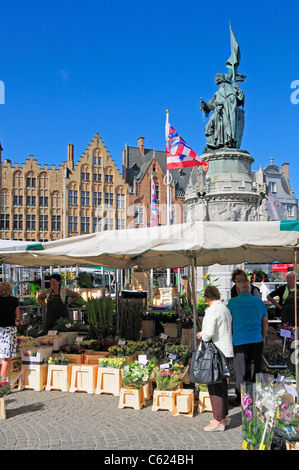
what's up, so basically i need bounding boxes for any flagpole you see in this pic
[165,109,171,287]
[166,109,171,226]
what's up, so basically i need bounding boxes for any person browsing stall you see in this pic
[227,278,268,404]
[0,282,20,381]
[196,286,233,432]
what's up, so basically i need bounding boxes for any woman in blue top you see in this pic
[227,278,268,404]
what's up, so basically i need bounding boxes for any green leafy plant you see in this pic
[118,298,144,340]
[121,360,155,389]
[85,297,115,340]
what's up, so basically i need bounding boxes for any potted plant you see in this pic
[155,363,185,391]
[121,360,155,389]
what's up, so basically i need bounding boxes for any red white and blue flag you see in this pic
[165,119,208,172]
[150,174,158,227]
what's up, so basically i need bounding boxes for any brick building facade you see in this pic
[0,134,127,241]
[123,137,192,228]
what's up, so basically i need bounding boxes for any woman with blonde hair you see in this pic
[0,282,20,380]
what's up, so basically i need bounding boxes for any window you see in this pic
[105,192,113,206]
[26,173,36,188]
[93,192,102,206]
[81,165,90,181]
[93,156,102,166]
[68,190,78,205]
[81,216,90,233]
[116,218,125,230]
[0,190,9,207]
[39,172,48,189]
[155,184,159,201]
[26,195,36,207]
[93,173,101,182]
[39,215,48,231]
[287,205,294,216]
[269,181,277,194]
[52,215,61,232]
[51,191,60,208]
[105,174,113,183]
[93,217,102,232]
[116,194,125,209]
[26,214,36,231]
[13,195,23,206]
[134,205,143,227]
[13,214,23,231]
[68,216,78,233]
[13,171,23,188]
[39,196,48,207]
[81,191,90,206]
[0,214,9,230]
[104,217,113,231]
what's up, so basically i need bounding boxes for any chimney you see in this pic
[138,137,145,156]
[282,163,289,183]
[67,144,74,170]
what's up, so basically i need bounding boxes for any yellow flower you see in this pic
[204,274,209,278]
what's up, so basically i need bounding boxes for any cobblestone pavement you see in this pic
[0,388,243,452]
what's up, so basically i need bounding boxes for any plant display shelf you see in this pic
[46,364,72,392]
[53,353,84,365]
[197,391,213,413]
[83,351,110,365]
[172,389,194,417]
[118,387,146,410]
[18,364,48,392]
[143,381,152,400]
[69,365,98,394]
[95,367,123,396]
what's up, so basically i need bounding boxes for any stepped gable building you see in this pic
[123,137,191,227]
[0,133,127,242]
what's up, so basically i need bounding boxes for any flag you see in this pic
[150,174,158,227]
[266,191,288,220]
[165,120,208,171]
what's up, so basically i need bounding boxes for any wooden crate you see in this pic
[95,367,123,396]
[0,398,6,420]
[141,320,155,338]
[84,351,110,364]
[163,323,178,338]
[152,389,175,412]
[69,365,98,394]
[118,387,146,410]
[46,364,72,392]
[172,389,194,417]
[197,391,212,413]
[52,353,84,365]
[18,364,48,392]
[143,381,152,400]
[180,328,193,349]
[21,347,53,364]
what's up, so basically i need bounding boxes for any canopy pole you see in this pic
[190,258,198,350]
[294,249,299,403]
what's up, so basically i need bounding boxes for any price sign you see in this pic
[47,330,58,336]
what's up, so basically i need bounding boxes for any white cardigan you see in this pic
[200,300,234,358]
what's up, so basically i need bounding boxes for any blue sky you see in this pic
[1,0,299,195]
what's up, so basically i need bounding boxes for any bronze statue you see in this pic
[201,25,246,151]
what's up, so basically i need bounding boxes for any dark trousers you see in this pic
[207,379,228,421]
[233,341,263,398]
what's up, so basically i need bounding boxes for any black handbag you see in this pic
[188,340,230,385]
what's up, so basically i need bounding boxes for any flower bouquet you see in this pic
[241,382,256,450]
[121,360,155,389]
[0,380,10,398]
[275,376,299,441]
[98,357,126,369]
[255,373,285,450]
[155,363,185,391]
